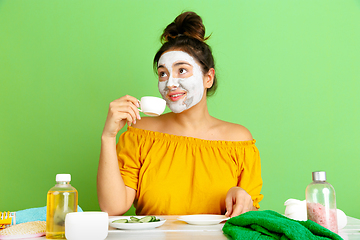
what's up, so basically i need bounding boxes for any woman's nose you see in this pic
[167,76,179,89]
[167,85,177,91]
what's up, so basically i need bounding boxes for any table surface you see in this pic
[15,215,360,240]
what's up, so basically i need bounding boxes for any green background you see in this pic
[1,0,359,219]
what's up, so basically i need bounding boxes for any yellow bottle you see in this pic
[46,174,78,239]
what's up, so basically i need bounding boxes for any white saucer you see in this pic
[109,216,166,230]
[178,214,229,225]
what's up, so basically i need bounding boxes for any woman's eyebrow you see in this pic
[174,62,191,66]
[158,62,191,69]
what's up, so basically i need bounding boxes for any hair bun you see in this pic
[161,12,209,43]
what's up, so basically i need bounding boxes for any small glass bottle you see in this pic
[46,174,78,239]
[306,171,338,233]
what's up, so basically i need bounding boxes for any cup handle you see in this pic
[137,99,142,112]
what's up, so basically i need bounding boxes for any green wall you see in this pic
[1,0,359,219]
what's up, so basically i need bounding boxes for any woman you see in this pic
[97,11,263,217]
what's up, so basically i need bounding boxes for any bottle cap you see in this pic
[312,171,326,181]
[56,174,71,182]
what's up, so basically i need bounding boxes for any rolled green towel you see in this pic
[222,210,343,240]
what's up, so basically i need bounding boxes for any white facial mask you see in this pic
[158,51,204,113]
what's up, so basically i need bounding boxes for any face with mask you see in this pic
[157,51,205,113]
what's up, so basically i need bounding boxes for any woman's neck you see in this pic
[166,95,216,134]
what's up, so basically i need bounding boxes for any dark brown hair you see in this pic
[154,12,217,96]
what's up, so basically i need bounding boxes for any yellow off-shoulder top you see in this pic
[117,126,263,215]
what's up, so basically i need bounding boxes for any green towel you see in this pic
[222,210,343,240]
[16,205,83,224]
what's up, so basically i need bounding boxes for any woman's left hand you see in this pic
[225,186,255,217]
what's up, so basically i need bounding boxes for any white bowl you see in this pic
[65,212,108,240]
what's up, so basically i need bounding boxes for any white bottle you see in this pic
[306,171,338,233]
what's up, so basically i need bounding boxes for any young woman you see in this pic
[97,11,263,217]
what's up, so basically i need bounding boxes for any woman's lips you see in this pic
[168,92,186,101]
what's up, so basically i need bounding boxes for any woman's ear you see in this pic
[204,68,215,89]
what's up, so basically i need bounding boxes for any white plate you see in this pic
[109,216,166,230]
[178,214,229,225]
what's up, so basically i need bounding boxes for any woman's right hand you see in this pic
[102,95,141,138]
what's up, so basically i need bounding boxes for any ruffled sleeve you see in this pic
[116,130,142,191]
[237,143,263,209]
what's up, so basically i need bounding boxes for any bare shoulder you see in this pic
[213,119,253,142]
[131,113,170,132]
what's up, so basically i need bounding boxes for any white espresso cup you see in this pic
[139,96,166,116]
[65,212,108,240]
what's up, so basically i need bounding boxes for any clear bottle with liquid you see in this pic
[305,171,338,233]
[46,174,78,239]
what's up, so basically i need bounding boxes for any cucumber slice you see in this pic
[112,219,128,223]
[140,216,153,223]
[130,217,140,222]
[150,216,161,222]
[112,216,160,224]
[127,217,141,223]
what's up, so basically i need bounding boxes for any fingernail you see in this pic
[137,114,141,120]
[136,100,140,108]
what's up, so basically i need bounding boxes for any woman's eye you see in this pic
[179,68,188,74]
[159,72,167,78]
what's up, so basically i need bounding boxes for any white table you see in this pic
[105,215,360,240]
[19,215,360,239]
[106,215,227,240]
[339,216,360,240]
